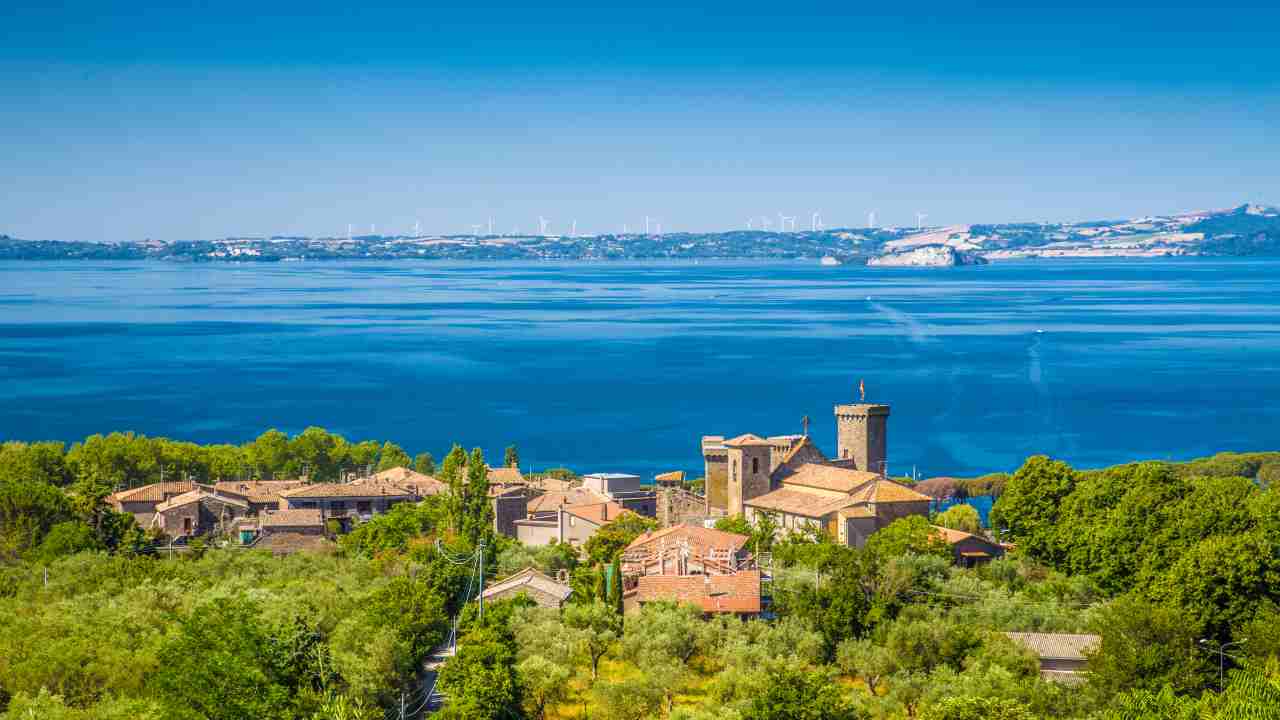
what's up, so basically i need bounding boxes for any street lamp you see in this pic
[1199,638,1248,690]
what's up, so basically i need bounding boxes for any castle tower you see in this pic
[834,403,890,474]
[723,434,773,516]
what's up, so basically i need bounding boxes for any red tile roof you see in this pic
[626,524,750,558]
[562,501,626,525]
[631,571,762,614]
[111,482,198,504]
[261,509,325,528]
[723,433,772,447]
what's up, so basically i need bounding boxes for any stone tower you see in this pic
[723,434,773,516]
[833,403,890,474]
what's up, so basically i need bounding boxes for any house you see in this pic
[1004,632,1100,684]
[480,567,573,608]
[260,508,326,536]
[527,488,610,513]
[621,525,753,577]
[514,501,626,547]
[581,473,657,517]
[742,458,931,548]
[489,485,531,538]
[350,467,448,498]
[932,525,1006,567]
[213,480,308,515]
[151,488,249,539]
[654,470,686,488]
[108,481,199,528]
[277,482,414,529]
[624,571,762,617]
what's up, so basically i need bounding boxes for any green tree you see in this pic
[414,452,436,475]
[715,512,779,553]
[1086,595,1212,699]
[462,448,494,546]
[0,477,72,560]
[375,442,412,472]
[151,597,293,720]
[504,444,520,469]
[837,637,897,696]
[607,556,624,616]
[0,441,72,486]
[563,601,621,683]
[244,429,291,479]
[621,602,709,712]
[921,696,1035,720]
[584,511,658,566]
[989,455,1077,560]
[934,504,982,534]
[865,515,951,560]
[439,445,468,532]
[517,655,571,720]
[437,627,522,720]
[34,521,100,563]
[741,667,864,720]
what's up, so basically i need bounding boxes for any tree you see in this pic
[375,442,412,472]
[517,655,571,720]
[0,441,72,486]
[414,452,436,475]
[504,445,520,469]
[1086,595,1212,699]
[439,445,468,532]
[437,627,522,720]
[461,449,493,546]
[771,547,876,659]
[921,696,1035,720]
[34,521,100,563]
[865,515,951,560]
[989,456,1076,562]
[584,511,657,566]
[622,603,709,712]
[245,429,291,479]
[715,512,779,553]
[563,601,621,683]
[934,504,982,534]
[151,597,293,720]
[607,556,624,616]
[837,637,897,696]
[741,667,864,720]
[0,477,72,560]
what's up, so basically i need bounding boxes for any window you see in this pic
[330,501,346,512]
[751,457,759,474]
[356,501,372,514]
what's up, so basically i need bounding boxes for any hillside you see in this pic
[3,203,1278,263]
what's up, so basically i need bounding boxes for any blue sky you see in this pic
[2,1,1277,241]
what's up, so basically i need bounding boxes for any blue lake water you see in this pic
[1,258,1277,482]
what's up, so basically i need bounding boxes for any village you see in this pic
[104,394,1095,687]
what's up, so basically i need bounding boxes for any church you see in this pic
[700,398,931,548]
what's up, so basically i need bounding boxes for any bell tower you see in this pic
[834,402,890,474]
[723,434,773,516]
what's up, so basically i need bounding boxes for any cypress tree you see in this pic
[439,445,468,532]
[503,444,520,469]
[607,556,624,616]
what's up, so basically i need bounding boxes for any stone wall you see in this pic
[834,403,889,473]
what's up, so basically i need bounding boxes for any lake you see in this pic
[1,258,1277,482]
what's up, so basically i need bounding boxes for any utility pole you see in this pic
[477,540,486,622]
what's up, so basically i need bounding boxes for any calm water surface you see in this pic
[1,258,1276,480]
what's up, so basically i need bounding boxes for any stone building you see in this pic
[621,525,753,577]
[624,571,762,617]
[490,485,531,538]
[480,567,574,608]
[152,488,249,539]
[213,480,308,515]
[277,483,414,529]
[1003,633,1100,683]
[932,525,1006,567]
[108,481,199,528]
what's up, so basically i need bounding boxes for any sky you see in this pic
[2,1,1278,241]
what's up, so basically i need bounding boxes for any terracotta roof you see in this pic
[353,467,448,496]
[839,506,876,519]
[155,489,248,513]
[862,479,932,503]
[930,525,1001,548]
[562,502,626,525]
[532,476,578,492]
[261,509,324,528]
[487,467,525,485]
[527,488,610,513]
[280,482,413,499]
[655,471,686,484]
[723,433,771,448]
[482,567,573,603]
[213,480,307,503]
[744,487,859,518]
[781,463,881,493]
[1004,633,1100,661]
[627,524,750,555]
[630,571,762,613]
[112,482,198,504]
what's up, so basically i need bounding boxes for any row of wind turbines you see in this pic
[342,210,933,241]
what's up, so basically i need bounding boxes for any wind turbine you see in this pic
[916,213,928,231]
